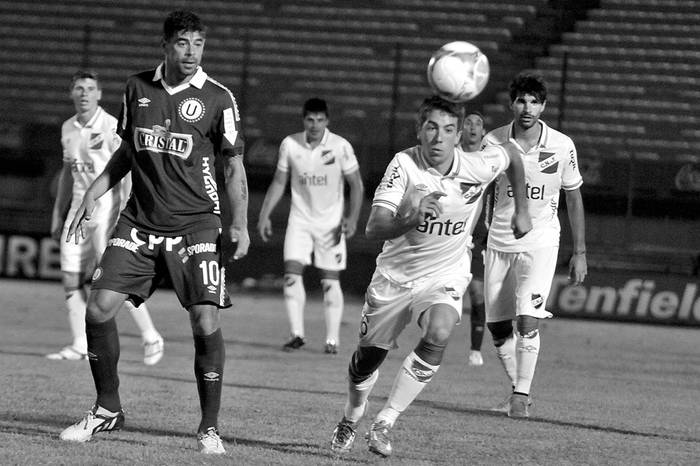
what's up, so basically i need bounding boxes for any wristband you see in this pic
[573,250,586,255]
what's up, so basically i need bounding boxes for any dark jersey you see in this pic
[117,64,243,235]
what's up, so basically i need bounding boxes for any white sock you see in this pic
[495,333,517,387]
[66,290,87,353]
[284,274,306,338]
[344,370,378,422]
[375,352,439,427]
[125,301,160,343]
[514,331,540,395]
[322,279,343,344]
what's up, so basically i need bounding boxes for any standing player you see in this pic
[257,98,364,354]
[330,96,531,457]
[460,110,488,366]
[483,73,587,418]
[59,11,249,455]
[48,70,164,365]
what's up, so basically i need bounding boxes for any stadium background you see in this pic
[0,0,698,325]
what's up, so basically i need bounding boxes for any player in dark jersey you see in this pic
[59,11,249,454]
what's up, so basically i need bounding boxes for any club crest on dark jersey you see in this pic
[459,182,484,204]
[89,133,104,150]
[178,97,205,123]
[538,152,558,174]
[321,150,335,165]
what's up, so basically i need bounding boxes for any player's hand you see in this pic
[568,253,587,285]
[257,216,272,242]
[66,195,96,244]
[341,217,357,240]
[418,191,446,220]
[229,225,250,260]
[510,211,532,239]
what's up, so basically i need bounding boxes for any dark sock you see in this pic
[414,338,447,366]
[194,329,225,432]
[470,302,485,350]
[86,318,121,412]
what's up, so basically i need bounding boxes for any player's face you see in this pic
[419,109,462,174]
[462,114,484,146]
[163,30,205,82]
[70,78,101,114]
[303,112,328,143]
[511,93,546,130]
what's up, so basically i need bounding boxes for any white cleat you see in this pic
[198,427,226,454]
[46,346,87,361]
[59,406,125,442]
[468,350,484,366]
[143,336,164,365]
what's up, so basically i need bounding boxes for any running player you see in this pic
[59,11,249,454]
[330,96,531,457]
[48,70,164,365]
[257,98,364,354]
[483,72,587,418]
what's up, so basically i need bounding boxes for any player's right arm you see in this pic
[257,167,289,242]
[365,191,445,241]
[66,140,132,243]
[50,162,74,241]
[501,141,532,238]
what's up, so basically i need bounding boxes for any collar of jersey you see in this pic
[508,119,549,151]
[73,106,103,129]
[153,63,207,94]
[414,146,462,179]
[303,128,329,148]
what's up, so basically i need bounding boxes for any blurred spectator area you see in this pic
[0,0,698,274]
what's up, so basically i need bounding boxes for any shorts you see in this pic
[358,270,469,350]
[283,221,346,272]
[484,246,557,323]
[60,206,117,274]
[92,221,231,309]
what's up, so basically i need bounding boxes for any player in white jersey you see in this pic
[257,98,364,354]
[330,96,531,458]
[483,73,587,418]
[48,70,164,365]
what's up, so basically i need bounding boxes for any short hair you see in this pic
[509,72,547,103]
[302,98,329,117]
[70,70,100,90]
[163,10,206,42]
[416,95,465,131]
[464,108,484,123]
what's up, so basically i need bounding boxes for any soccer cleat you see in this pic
[198,427,226,454]
[331,417,357,453]
[46,346,88,361]
[282,335,305,352]
[367,420,392,457]
[508,393,530,418]
[59,406,125,442]
[324,342,338,354]
[143,336,164,365]
[468,350,484,366]
[492,392,532,414]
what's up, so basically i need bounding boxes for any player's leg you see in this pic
[47,271,89,360]
[468,277,486,366]
[315,230,347,353]
[124,301,164,365]
[282,223,312,349]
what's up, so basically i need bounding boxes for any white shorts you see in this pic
[283,222,346,271]
[484,246,558,323]
[60,206,117,274]
[358,270,469,350]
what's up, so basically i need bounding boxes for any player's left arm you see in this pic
[224,153,250,261]
[501,141,532,238]
[565,187,587,285]
[342,169,365,239]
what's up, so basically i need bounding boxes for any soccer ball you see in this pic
[427,41,490,103]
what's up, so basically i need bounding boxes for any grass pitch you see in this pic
[0,278,698,465]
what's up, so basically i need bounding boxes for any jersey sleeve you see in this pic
[340,139,359,174]
[276,137,290,173]
[218,92,244,157]
[372,154,407,214]
[561,138,583,191]
[462,145,510,184]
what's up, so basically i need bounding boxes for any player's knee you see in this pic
[348,346,388,383]
[423,326,451,347]
[283,273,302,295]
[516,315,539,338]
[488,320,513,346]
[403,351,438,383]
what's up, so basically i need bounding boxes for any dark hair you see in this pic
[70,70,100,90]
[163,10,206,41]
[509,72,547,103]
[464,108,484,122]
[302,98,329,117]
[416,95,465,130]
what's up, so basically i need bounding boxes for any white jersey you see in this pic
[277,128,359,229]
[61,106,129,219]
[372,145,510,284]
[485,120,582,253]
